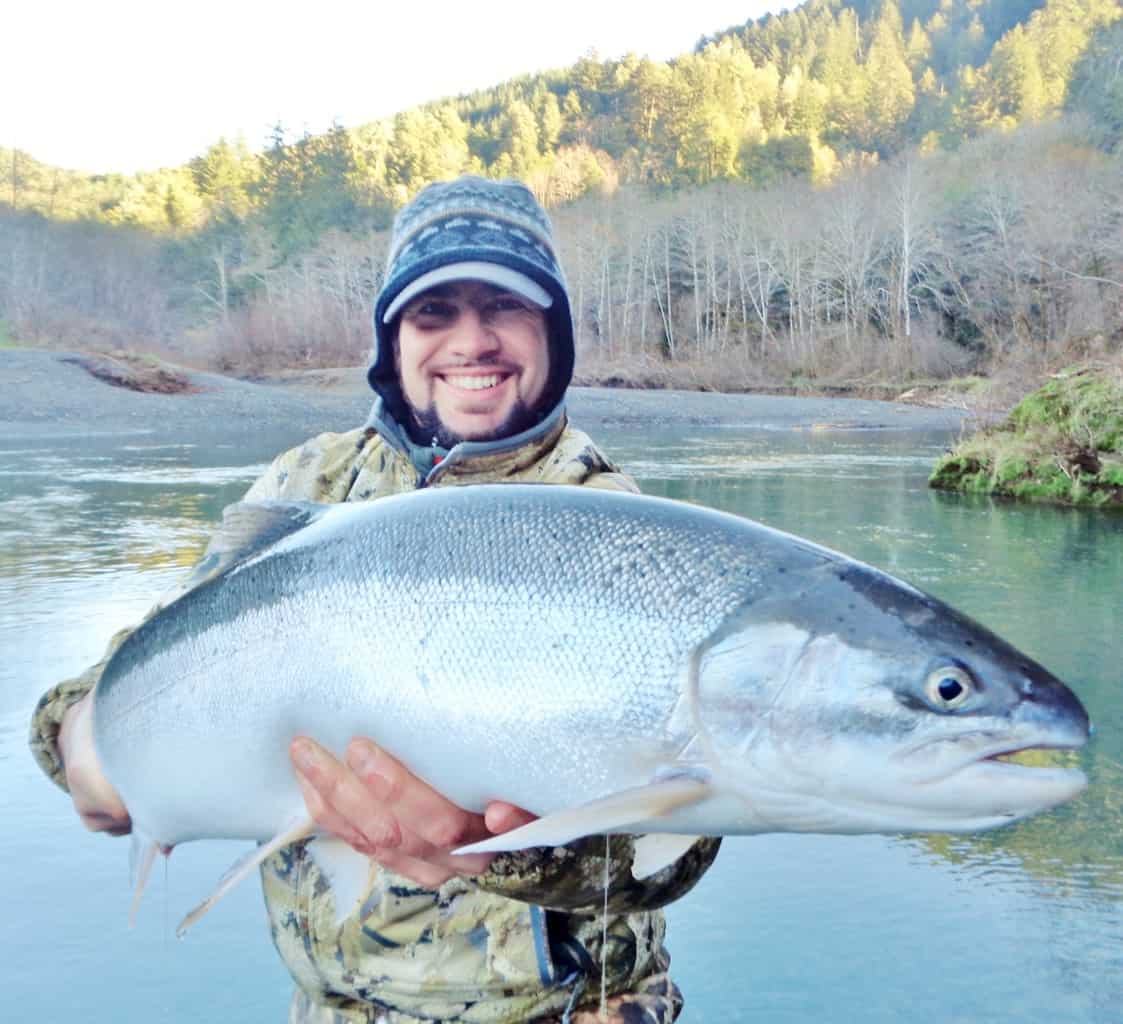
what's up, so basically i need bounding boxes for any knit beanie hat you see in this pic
[369,176,575,421]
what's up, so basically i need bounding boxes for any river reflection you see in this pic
[1,422,1119,1023]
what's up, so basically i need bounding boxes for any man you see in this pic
[30,176,720,1023]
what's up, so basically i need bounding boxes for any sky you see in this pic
[4,1,781,176]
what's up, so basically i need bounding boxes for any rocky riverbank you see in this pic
[1,348,974,445]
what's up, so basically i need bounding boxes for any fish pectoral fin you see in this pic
[184,500,331,588]
[176,815,316,937]
[630,834,704,880]
[127,834,164,927]
[453,777,713,856]
[306,837,378,928]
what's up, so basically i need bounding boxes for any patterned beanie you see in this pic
[369,176,575,419]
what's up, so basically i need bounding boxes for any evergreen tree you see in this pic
[386,106,469,192]
[1066,18,1123,147]
[818,8,869,141]
[987,24,1048,122]
[863,0,918,153]
[534,88,563,153]
[497,99,541,178]
[905,17,933,71]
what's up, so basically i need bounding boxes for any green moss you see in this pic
[1009,473,1074,503]
[930,366,1123,509]
[1011,367,1123,452]
[994,456,1030,485]
[928,453,990,491]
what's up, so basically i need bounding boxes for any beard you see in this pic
[407,397,541,449]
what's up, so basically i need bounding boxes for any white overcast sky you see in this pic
[4,1,781,175]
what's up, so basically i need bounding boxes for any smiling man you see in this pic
[393,278,551,446]
[360,176,582,482]
[32,176,719,1024]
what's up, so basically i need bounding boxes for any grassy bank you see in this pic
[929,365,1123,507]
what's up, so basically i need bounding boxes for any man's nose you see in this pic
[448,309,499,358]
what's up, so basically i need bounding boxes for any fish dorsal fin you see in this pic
[453,776,712,857]
[185,501,329,588]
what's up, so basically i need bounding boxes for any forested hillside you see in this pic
[1,0,1120,385]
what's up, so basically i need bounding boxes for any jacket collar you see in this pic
[362,395,568,487]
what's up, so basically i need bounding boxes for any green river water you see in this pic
[1,417,1119,1022]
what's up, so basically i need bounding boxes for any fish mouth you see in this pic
[875,733,1088,831]
[984,747,1076,767]
[979,741,1082,772]
[949,736,1089,807]
[900,729,1089,816]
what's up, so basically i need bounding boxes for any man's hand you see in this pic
[291,737,535,889]
[59,693,131,836]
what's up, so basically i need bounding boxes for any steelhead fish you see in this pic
[92,484,1091,931]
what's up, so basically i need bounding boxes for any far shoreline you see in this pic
[1,348,975,445]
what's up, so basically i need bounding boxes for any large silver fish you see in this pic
[93,484,1091,929]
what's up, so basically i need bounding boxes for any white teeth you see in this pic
[445,374,502,390]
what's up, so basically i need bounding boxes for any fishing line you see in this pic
[163,856,171,1022]
[600,834,609,1019]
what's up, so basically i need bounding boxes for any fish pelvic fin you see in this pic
[453,776,712,856]
[176,815,316,938]
[128,834,167,927]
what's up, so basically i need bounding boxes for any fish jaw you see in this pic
[929,756,1088,829]
[877,717,1090,832]
[699,730,1089,837]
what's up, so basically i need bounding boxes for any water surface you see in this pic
[2,419,1119,1022]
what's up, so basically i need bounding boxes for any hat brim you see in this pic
[382,262,553,324]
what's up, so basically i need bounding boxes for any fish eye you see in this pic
[924,665,974,710]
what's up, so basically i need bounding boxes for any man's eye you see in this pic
[487,296,528,314]
[411,301,456,318]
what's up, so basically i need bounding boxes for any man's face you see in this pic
[395,280,550,446]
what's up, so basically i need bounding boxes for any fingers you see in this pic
[290,737,498,886]
[358,846,494,889]
[75,809,132,836]
[484,801,537,836]
[345,739,483,850]
[291,739,400,850]
[294,771,380,852]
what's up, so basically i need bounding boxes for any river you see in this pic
[1,414,1119,1022]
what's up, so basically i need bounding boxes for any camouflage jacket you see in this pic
[30,403,720,1023]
